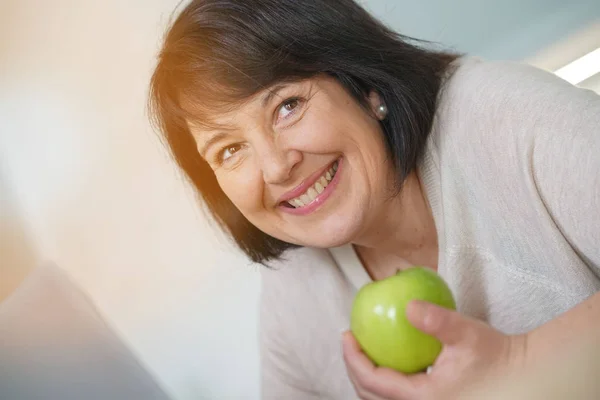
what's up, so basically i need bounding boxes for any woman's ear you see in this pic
[367,90,388,120]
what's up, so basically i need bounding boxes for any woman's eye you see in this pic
[276,98,301,121]
[219,144,242,163]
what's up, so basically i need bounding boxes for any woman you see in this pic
[148,0,600,399]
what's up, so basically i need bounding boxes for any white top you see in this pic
[259,57,600,400]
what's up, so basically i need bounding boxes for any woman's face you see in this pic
[191,75,395,248]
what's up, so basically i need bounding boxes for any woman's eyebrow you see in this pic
[261,84,290,108]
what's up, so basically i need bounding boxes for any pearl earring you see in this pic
[376,103,388,120]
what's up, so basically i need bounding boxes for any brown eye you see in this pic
[284,99,298,110]
[277,97,301,120]
[219,144,242,163]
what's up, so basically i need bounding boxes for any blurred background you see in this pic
[1,0,599,399]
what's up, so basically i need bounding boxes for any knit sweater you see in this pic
[259,57,600,400]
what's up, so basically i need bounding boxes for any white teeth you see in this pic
[315,182,324,194]
[293,199,304,208]
[288,160,340,208]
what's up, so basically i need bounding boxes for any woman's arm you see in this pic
[259,267,323,400]
[260,339,323,400]
[522,56,600,363]
[521,68,600,388]
[451,294,600,400]
[529,71,600,272]
[527,290,600,367]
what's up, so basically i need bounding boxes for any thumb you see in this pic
[406,300,478,345]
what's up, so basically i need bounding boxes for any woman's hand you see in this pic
[342,300,528,400]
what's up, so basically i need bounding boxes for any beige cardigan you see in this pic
[259,57,600,399]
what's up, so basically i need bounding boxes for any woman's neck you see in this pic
[352,172,438,280]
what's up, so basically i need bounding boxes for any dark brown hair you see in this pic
[148,0,459,265]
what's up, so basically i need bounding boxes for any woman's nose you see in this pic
[258,142,302,185]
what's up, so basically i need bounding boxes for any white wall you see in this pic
[0,1,260,399]
[1,1,598,399]
[0,164,40,301]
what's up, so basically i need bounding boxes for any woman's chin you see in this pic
[270,206,365,248]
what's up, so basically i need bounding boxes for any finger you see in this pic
[342,332,382,399]
[406,300,479,346]
[342,331,426,399]
[344,350,378,400]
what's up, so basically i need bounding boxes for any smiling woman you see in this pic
[148,1,600,399]
[185,75,426,249]
[148,0,456,264]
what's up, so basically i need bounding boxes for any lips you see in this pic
[283,160,338,208]
[276,157,343,216]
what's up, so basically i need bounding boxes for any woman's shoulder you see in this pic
[258,246,353,335]
[441,56,584,115]
[258,247,356,398]
[447,56,565,91]
[431,55,593,154]
[259,247,347,296]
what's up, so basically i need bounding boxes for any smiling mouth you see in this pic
[281,160,339,209]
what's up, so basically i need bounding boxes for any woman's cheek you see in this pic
[295,112,344,152]
[217,157,264,214]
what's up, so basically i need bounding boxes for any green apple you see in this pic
[350,266,456,374]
